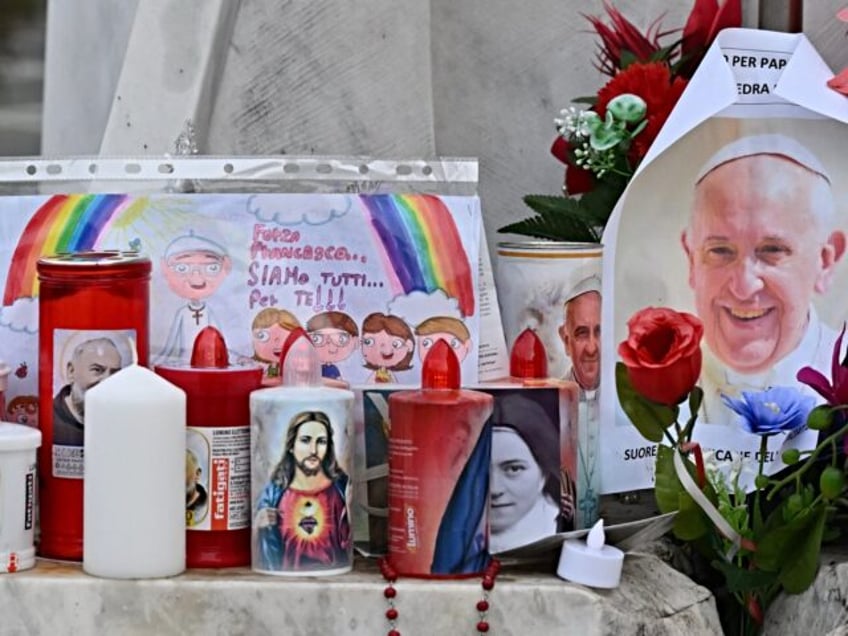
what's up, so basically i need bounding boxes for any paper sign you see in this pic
[0,192,506,415]
[601,29,848,494]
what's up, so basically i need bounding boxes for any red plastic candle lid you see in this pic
[509,328,548,379]
[190,326,229,368]
[422,339,460,390]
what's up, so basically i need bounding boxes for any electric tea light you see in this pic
[557,518,624,589]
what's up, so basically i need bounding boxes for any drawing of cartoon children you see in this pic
[360,313,414,384]
[251,308,302,379]
[415,316,472,364]
[158,231,232,362]
[306,311,359,382]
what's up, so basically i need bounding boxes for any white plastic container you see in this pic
[0,422,41,573]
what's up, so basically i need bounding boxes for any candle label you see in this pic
[186,426,250,531]
[251,394,354,575]
[50,328,137,479]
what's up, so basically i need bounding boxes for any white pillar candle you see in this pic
[83,364,186,578]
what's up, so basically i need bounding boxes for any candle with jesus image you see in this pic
[250,334,355,576]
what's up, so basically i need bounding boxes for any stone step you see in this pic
[0,553,721,635]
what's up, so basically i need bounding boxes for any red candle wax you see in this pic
[156,326,262,568]
[37,251,151,561]
[387,340,494,578]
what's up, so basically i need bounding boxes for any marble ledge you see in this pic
[0,552,721,636]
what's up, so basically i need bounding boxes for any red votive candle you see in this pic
[37,251,151,561]
[156,326,263,568]
[387,340,494,577]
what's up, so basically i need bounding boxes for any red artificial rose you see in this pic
[550,136,596,194]
[595,62,687,166]
[618,307,704,406]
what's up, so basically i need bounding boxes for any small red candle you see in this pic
[387,340,494,577]
[156,326,262,568]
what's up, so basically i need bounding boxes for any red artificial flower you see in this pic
[826,9,848,95]
[595,62,688,165]
[827,69,848,96]
[679,0,742,78]
[618,307,704,406]
[550,136,596,194]
[584,1,674,76]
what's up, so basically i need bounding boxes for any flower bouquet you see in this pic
[498,0,741,243]
[617,306,848,635]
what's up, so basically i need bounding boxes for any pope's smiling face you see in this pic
[682,154,844,374]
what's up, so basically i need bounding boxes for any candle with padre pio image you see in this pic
[250,334,355,576]
[387,340,494,577]
[155,326,263,568]
[36,251,151,561]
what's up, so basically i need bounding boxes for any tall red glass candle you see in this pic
[156,326,262,567]
[387,340,494,578]
[37,251,151,560]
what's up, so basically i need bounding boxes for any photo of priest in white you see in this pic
[680,134,846,423]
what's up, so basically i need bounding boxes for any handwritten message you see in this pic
[246,223,382,311]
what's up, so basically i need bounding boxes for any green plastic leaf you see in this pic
[655,445,682,513]
[589,124,626,151]
[577,176,628,227]
[606,94,647,123]
[754,502,824,584]
[571,96,598,106]
[654,444,718,527]
[683,386,704,438]
[619,49,638,70]
[673,488,708,540]
[629,119,648,138]
[710,560,778,595]
[499,196,600,243]
[615,363,677,442]
[778,504,827,593]
[521,194,581,218]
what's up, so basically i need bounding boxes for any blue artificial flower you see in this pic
[720,386,816,436]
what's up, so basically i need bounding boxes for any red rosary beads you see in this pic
[378,558,502,635]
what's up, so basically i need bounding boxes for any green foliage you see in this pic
[500,195,601,243]
[755,501,827,593]
[711,560,778,595]
[615,363,678,442]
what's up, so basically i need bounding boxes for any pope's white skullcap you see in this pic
[696,134,830,185]
[164,230,228,259]
[565,274,601,305]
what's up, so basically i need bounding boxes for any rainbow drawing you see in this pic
[361,194,476,317]
[3,194,144,305]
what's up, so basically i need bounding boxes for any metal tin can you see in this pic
[495,241,602,527]
[496,241,602,380]
[37,251,151,560]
